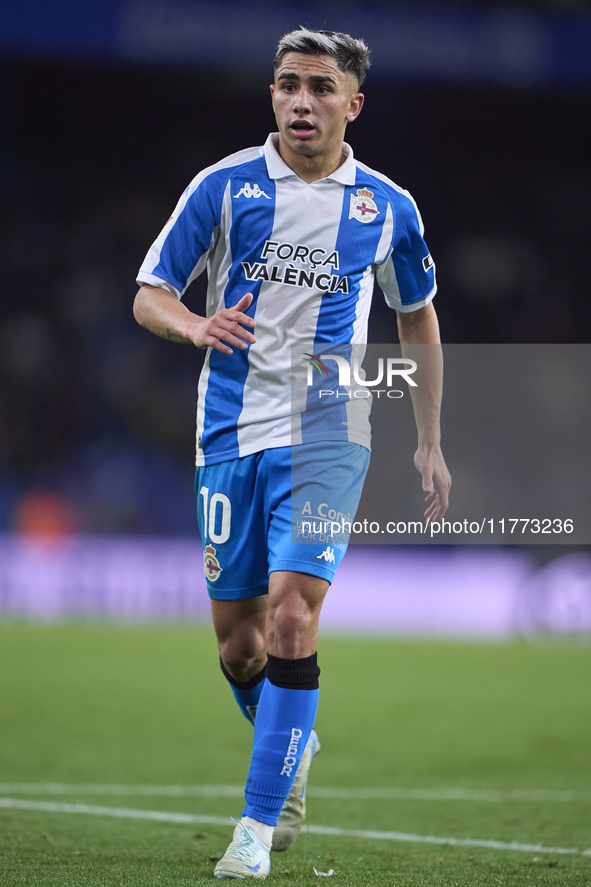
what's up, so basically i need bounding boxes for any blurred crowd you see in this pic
[1,60,589,535]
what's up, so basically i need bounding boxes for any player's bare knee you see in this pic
[266,597,318,656]
[218,638,266,682]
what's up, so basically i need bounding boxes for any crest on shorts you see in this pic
[349,188,380,224]
[204,544,223,581]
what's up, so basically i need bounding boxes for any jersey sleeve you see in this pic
[375,190,436,313]
[136,172,224,299]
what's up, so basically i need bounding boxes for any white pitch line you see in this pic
[1,798,589,858]
[0,784,244,798]
[311,787,591,803]
[0,798,228,826]
[0,784,589,803]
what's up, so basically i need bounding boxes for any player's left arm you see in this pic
[397,301,451,522]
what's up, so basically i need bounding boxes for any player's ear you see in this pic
[346,92,364,123]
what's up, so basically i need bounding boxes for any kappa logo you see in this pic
[203,544,223,581]
[349,187,379,223]
[316,546,335,564]
[233,182,271,199]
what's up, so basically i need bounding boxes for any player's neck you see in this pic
[275,135,346,184]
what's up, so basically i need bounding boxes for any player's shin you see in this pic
[242,653,320,826]
[220,656,266,725]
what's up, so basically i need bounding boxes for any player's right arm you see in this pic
[133,285,256,355]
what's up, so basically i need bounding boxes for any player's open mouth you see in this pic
[289,121,316,138]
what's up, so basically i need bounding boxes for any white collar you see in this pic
[263,133,356,185]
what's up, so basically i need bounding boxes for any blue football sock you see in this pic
[220,657,266,725]
[243,653,320,826]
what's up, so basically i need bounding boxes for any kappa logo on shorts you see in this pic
[203,544,223,581]
[233,182,271,199]
[349,188,379,223]
[316,546,335,564]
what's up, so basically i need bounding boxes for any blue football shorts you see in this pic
[195,440,370,601]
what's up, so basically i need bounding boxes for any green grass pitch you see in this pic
[1,622,590,885]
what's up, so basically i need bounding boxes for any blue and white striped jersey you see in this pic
[137,134,436,466]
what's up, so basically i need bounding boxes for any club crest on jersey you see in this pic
[204,544,223,581]
[349,188,379,224]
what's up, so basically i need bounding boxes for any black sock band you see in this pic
[266,652,320,690]
[219,656,266,690]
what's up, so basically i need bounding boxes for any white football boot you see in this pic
[272,729,321,852]
[214,819,271,880]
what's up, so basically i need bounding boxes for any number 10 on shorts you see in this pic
[199,486,232,544]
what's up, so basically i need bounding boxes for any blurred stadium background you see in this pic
[2,4,591,884]
[1,0,590,632]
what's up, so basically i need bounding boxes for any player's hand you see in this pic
[414,444,451,524]
[189,293,257,355]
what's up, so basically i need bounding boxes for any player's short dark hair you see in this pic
[273,28,370,88]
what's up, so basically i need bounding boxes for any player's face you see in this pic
[270,53,363,161]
